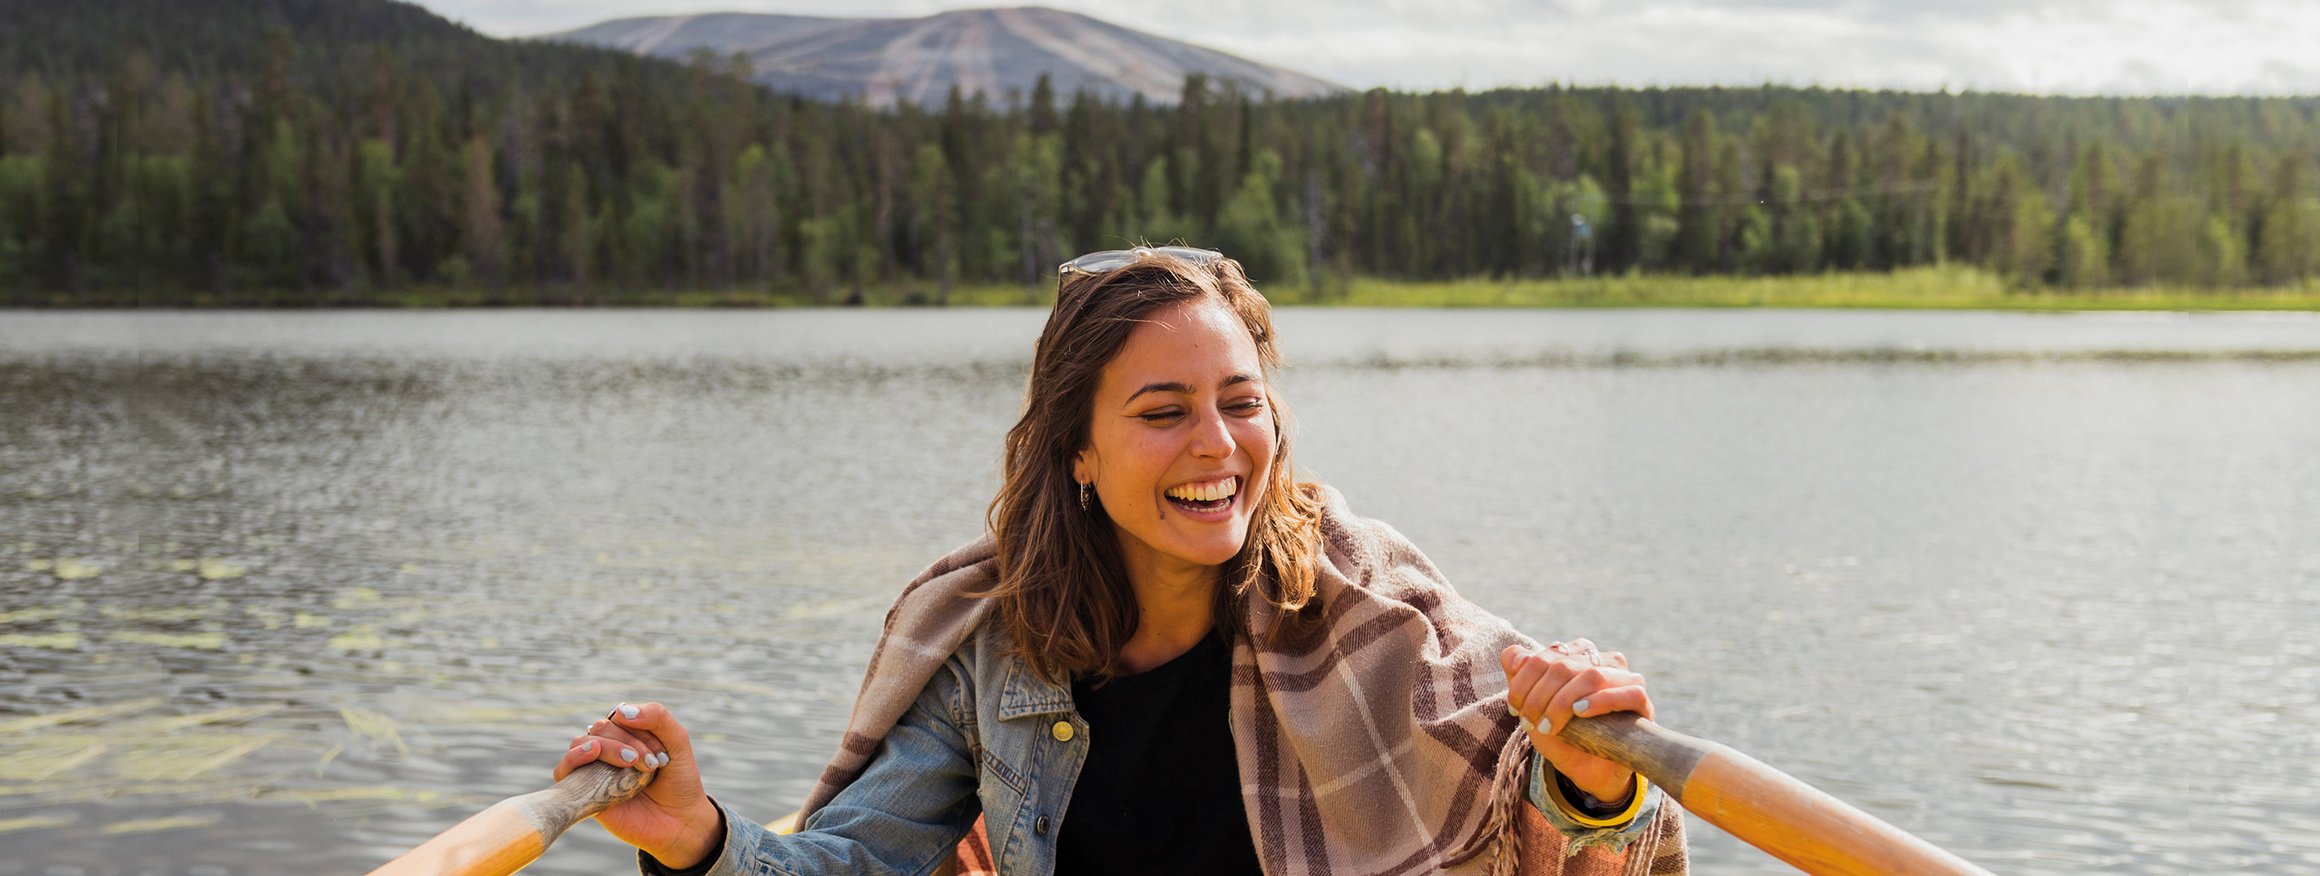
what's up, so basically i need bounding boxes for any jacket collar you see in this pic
[996,653,1076,720]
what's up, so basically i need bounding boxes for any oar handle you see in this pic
[1559,713,1993,876]
[367,762,649,876]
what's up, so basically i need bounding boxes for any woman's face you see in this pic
[1074,297,1277,582]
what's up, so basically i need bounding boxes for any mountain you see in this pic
[0,0,696,100]
[545,6,1347,107]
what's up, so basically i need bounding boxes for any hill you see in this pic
[0,0,707,103]
[5,0,2320,306]
[0,0,475,74]
[0,0,783,302]
[547,6,1347,107]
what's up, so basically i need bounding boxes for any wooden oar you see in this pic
[366,762,647,876]
[1560,712,1994,875]
[370,715,1990,875]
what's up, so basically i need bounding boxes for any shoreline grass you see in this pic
[22,266,2320,311]
[415,267,2320,311]
[1285,266,2320,311]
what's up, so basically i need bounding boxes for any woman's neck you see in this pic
[1116,554,1221,676]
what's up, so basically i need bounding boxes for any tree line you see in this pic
[4,0,2320,305]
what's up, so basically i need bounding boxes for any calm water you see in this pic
[2,309,2318,874]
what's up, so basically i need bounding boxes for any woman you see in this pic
[553,248,1688,875]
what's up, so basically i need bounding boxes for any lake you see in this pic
[2,308,2317,874]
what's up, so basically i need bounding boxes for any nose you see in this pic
[1188,407,1236,459]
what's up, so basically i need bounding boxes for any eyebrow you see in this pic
[1125,373,1257,405]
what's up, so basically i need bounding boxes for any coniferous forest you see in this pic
[5,0,2320,306]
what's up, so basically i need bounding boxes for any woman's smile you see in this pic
[1162,475,1240,519]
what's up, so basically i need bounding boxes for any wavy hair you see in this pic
[981,251,1324,684]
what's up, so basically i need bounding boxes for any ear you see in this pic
[1071,448,1094,485]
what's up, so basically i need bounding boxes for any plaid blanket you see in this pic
[799,487,1686,875]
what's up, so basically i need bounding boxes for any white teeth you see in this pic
[1166,477,1238,503]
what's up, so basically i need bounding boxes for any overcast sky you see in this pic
[415,0,2320,96]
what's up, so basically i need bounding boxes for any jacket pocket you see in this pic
[978,745,1028,795]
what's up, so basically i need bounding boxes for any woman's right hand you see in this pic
[555,701,724,868]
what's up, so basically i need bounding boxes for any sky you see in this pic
[414,0,2320,96]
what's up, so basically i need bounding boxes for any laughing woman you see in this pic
[555,248,1688,875]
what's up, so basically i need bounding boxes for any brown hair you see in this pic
[981,251,1324,684]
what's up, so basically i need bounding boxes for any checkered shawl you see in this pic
[798,487,1686,875]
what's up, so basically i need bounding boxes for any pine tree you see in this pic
[460,135,505,289]
[1674,109,1720,272]
[2255,154,2316,285]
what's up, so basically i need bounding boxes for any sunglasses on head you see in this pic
[1056,246,1223,277]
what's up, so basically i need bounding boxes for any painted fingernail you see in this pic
[620,747,637,763]
[1573,698,1592,715]
[618,703,640,720]
[1507,701,1520,717]
[581,740,597,754]
[655,752,671,767]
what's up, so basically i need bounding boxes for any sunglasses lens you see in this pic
[1072,251,1136,273]
[1059,246,1223,276]
[1153,246,1221,264]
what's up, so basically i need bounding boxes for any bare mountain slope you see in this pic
[546,6,1346,107]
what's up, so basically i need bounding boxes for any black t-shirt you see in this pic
[1055,631,1263,876]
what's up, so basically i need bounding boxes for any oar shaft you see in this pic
[1560,713,1992,876]
[367,762,647,876]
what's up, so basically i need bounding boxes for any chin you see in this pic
[1171,524,1253,567]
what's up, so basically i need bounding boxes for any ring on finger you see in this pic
[1567,638,1601,663]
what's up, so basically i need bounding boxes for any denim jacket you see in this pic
[667,620,1661,876]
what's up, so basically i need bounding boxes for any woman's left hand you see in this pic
[1499,640,1652,804]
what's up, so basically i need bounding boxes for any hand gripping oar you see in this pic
[1559,712,1995,875]
[366,762,648,876]
[370,716,1992,875]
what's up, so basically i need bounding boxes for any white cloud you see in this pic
[416,0,2320,95]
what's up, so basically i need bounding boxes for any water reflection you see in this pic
[2,310,2316,874]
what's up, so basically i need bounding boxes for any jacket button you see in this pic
[1035,815,1051,835]
[1050,720,1075,742]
